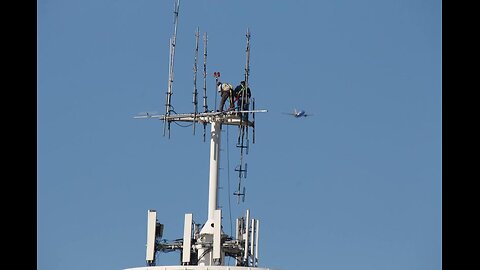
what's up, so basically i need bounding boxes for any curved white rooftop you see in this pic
[124,266,273,270]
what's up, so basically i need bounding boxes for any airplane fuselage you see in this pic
[295,110,306,117]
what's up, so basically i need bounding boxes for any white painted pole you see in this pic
[208,121,221,220]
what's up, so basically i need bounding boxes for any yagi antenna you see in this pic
[233,186,246,203]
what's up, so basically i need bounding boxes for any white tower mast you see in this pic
[207,120,221,222]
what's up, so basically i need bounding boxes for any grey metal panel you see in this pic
[235,218,241,240]
[255,220,260,266]
[213,209,222,259]
[146,210,157,261]
[250,219,255,266]
[182,213,193,263]
[244,210,250,264]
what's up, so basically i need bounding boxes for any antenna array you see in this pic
[234,28,252,203]
[131,1,269,268]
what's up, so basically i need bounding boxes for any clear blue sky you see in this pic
[37,1,442,269]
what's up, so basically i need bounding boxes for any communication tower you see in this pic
[125,1,272,269]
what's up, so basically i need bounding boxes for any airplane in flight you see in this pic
[282,109,312,118]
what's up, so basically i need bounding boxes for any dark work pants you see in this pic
[237,99,249,111]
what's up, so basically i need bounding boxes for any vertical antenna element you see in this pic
[202,32,208,113]
[202,32,208,141]
[243,28,251,119]
[164,0,180,138]
[192,27,199,135]
[239,28,251,124]
[252,98,256,143]
[244,28,251,86]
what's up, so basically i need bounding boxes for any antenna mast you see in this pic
[202,32,208,141]
[192,27,199,135]
[234,28,252,203]
[131,2,270,269]
[164,0,180,138]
